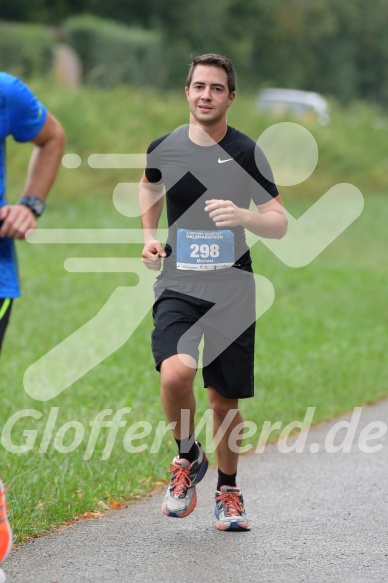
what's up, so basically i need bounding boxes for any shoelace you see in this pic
[168,463,192,496]
[215,492,244,516]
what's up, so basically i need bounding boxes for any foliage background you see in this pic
[1,0,388,104]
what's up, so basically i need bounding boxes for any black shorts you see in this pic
[151,270,256,399]
[0,298,13,354]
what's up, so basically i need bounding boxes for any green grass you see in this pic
[1,81,387,542]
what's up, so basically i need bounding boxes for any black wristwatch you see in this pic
[18,195,46,217]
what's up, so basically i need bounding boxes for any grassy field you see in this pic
[1,81,387,542]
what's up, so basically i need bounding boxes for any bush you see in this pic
[62,15,164,88]
[0,20,55,77]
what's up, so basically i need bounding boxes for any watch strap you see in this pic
[18,195,46,217]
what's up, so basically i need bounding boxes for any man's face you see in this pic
[185,65,235,125]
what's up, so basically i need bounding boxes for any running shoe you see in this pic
[162,441,208,518]
[0,480,12,582]
[214,485,250,531]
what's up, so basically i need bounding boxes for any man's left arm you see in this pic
[204,195,288,239]
[0,112,65,239]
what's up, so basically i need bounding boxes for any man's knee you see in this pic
[208,389,239,422]
[161,355,196,397]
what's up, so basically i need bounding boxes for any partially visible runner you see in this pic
[140,53,287,531]
[0,72,65,580]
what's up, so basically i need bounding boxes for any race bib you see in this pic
[176,228,235,271]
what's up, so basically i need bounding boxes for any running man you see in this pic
[140,54,287,530]
[0,72,65,354]
[0,72,65,579]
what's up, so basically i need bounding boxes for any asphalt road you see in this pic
[4,400,388,583]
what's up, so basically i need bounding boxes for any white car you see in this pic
[256,88,330,125]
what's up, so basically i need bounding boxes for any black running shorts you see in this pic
[151,271,256,399]
[0,298,13,354]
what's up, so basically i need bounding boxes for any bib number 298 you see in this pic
[176,228,234,270]
[190,243,220,259]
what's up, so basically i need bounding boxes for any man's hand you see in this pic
[0,205,37,239]
[206,195,288,239]
[205,199,244,228]
[141,239,166,271]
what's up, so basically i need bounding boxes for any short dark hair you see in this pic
[186,53,236,94]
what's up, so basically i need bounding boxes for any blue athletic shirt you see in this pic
[0,72,47,298]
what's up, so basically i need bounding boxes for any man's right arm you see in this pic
[139,174,166,271]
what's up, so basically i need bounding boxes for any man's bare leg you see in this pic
[160,354,197,440]
[207,387,242,473]
[160,354,208,518]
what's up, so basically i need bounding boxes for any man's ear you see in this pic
[227,91,236,107]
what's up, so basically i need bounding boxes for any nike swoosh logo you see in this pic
[218,158,233,164]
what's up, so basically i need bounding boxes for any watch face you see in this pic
[31,197,45,215]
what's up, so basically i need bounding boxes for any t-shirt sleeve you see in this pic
[245,142,279,205]
[7,76,47,142]
[144,137,163,184]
